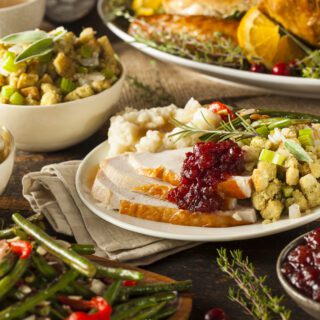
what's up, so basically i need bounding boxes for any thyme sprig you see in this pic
[170,112,258,142]
[217,249,291,320]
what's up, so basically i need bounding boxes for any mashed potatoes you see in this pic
[107,98,222,155]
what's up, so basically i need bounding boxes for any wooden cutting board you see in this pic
[91,256,192,320]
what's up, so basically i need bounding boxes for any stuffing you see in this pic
[64,85,94,101]
[53,53,75,78]
[300,174,320,208]
[260,200,284,221]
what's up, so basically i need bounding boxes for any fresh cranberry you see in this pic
[272,62,291,76]
[167,141,245,212]
[287,245,314,268]
[250,63,266,73]
[205,308,229,320]
[305,228,320,250]
[282,228,320,302]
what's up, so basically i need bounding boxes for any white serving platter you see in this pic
[76,141,320,242]
[97,0,320,99]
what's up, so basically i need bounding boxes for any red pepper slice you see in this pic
[9,240,32,259]
[209,101,236,122]
[122,280,138,287]
[66,297,112,320]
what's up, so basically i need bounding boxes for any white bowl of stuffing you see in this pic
[0,27,124,152]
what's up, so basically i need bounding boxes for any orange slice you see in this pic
[238,6,280,67]
[132,0,162,16]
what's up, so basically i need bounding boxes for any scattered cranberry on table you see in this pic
[281,228,320,301]
[205,308,230,320]
[272,62,292,76]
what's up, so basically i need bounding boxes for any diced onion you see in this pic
[289,204,301,219]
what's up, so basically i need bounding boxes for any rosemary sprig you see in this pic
[170,112,258,142]
[217,248,291,320]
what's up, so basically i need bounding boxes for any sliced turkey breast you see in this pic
[99,154,172,190]
[91,169,176,209]
[91,163,257,227]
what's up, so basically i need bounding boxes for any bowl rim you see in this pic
[0,126,15,165]
[0,0,41,12]
[0,62,125,110]
[277,230,320,310]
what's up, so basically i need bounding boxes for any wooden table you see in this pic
[1,7,317,320]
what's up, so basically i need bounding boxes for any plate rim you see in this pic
[76,141,320,242]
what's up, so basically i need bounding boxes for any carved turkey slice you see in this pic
[91,169,257,227]
[91,149,257,227]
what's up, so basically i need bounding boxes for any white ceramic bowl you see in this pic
[0,126,15,194]
[0,69,125,152]
[0,0,46,38]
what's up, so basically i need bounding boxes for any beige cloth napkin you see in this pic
[22,161,197,266]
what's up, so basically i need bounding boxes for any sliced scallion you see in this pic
[1,52,18,73]
[1,86,15,98]
[60,78,76,94]
[9,92,24,105]
[284,140,313,163]
[259,149,286,166]
[255,125,269,137]
[298,128,314,146]
[299,135,314,147]
[80,45,93,58]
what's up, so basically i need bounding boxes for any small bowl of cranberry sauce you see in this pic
[277,228,320,319]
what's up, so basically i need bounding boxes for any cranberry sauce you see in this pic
[281,228,320,302]
[167,141,245,212]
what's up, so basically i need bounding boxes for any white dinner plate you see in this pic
[97,0,320,99]
[76,141,320,242]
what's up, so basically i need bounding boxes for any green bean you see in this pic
[149,306,177,319]
[111,302,157,320]
[50,301,68,319]
[121,280,192,296]
[71,281,94,299]
[251,118,312,129]
[36,304,51,316]
[0,213,43,239]
[0,258,30,301]
[50,308,65,320]
[114,292,176,313]
[32,253,56,279]
[96,264,144,281]
[12,213,96,278]
[131,301,167,320]
[0,269,78,320]
[0,252,16,278]
[257,109,320,121]
[103,280,122,306]
[71,244,96,255]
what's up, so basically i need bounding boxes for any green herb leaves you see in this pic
[284,140,313,163]
[0,28,67,64]
[170,112,257,143]
[15,38,54,63]
[0,30,48,44]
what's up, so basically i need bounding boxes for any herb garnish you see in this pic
[170,113,258,142]
[217,248,291,320]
